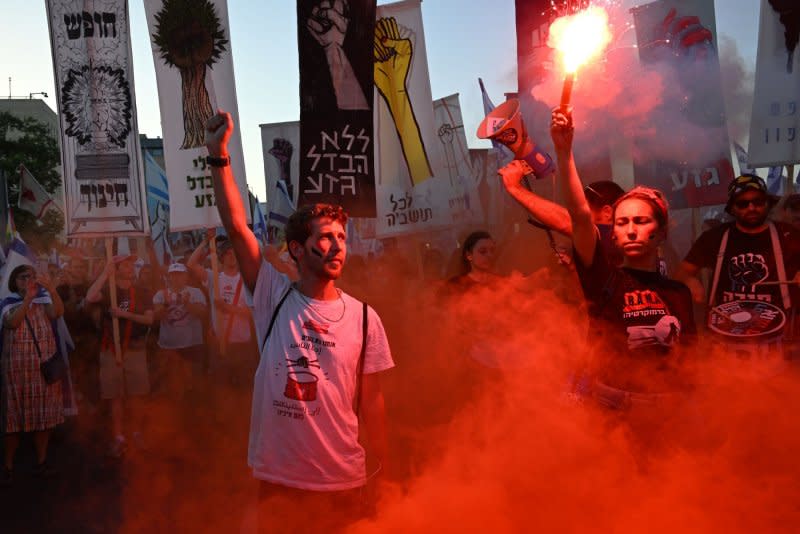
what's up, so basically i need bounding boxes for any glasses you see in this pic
[734,198,768,210]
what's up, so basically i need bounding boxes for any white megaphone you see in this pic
[477,98,554,180]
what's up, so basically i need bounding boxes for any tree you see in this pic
[0,111,64,250]
[153,0,228,149]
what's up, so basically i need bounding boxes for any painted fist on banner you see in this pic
[269,138,294,183]
[306,0,368,110]
[374,16,432,186]
[655,8,714,61]
[307,0,350,48]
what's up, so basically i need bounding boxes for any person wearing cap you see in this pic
[187,233,256,387]
[86,254,154,457]
[781,193,800,230]
[152,263,207,398]
[552,108,697,451]
[676,174,800,360]
[205,110,393,530]
[498,159,624,264]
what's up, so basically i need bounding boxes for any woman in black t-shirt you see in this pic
[552,109,696,405]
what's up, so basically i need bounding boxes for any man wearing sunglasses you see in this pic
[676,174,800,359]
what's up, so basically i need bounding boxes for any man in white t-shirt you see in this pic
[187,234,256,386]
[205,111,394,530]
[152,263,207,396]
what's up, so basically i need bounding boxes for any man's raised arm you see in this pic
[498,160,573,237]
[205,110,262,291]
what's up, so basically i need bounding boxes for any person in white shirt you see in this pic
[187,234,256,386]
[204,110,394,531]
[152,263,207,396]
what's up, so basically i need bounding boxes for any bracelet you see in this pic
[206,155,231,167]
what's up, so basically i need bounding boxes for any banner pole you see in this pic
[105,238,123,365]
[786,165,795,194]
[209,234,225,357]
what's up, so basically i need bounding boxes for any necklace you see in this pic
[294,286,346,323]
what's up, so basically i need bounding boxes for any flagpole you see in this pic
[105,238,123,365]
[208,231,225,357]
[787,165,795,194]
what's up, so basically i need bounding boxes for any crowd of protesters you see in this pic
[0,107,799,532]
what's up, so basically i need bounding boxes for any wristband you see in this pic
[206,155,231,167]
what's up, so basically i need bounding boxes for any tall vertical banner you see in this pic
[515,0,557,100]
[433,94,482,227]
[144,0,250,232]
[260,120,300,208]
[46,0,148,237]
[748,0,800,167]
[297,0,376,215]
[374,0,449,237]
[631,0,733,208]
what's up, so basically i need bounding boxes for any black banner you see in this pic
[298,0,376,216]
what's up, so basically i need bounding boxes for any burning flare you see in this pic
[548,6,612,74]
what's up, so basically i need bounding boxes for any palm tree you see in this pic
[153,0,228,149]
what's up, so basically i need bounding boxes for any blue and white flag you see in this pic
[267,180,296,243]
[478,78,513,160]
[252,194,269,248]
[144,152,172,265]
[733,142,757,175]
[767,166,784,195]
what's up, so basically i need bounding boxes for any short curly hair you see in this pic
[285,203,349,262]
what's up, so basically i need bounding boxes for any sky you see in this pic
[1,0,760,201]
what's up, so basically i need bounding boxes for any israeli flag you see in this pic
[144,152,173,265]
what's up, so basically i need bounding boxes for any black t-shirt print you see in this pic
[684,222,800,337]
[685,222,800,307]
[576,240,696,393]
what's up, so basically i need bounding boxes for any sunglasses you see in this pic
[734,197,768,209]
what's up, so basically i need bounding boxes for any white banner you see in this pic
[433,94,483,227]
[46,0,148,237]
[260,120,300,208]
[748,0,800,167]
[374,0,449,237]
[144,0,249,232]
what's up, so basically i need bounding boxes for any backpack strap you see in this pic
[259,286,292,355]
[353,302,368,417]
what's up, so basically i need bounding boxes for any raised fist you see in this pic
[306,0,349,48]
[269,138,294,165]
[728,253,769,290]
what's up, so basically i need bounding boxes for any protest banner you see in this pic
[297,0,377,215]
[144,0,250,232]
[260,120,300,208]
[46,0,148,237]
[631,0,733,208]
[747,0,800,172]
[374,0,450,237]
[433,94,483,227]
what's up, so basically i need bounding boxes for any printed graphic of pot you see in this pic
[282,355,324,401]
[284,371,319,401]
